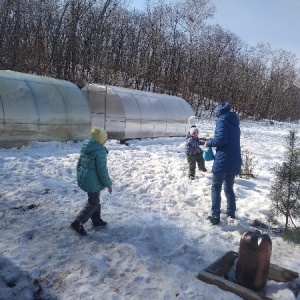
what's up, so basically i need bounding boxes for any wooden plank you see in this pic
[198,251,300,299]
[205,251,237,276]
[205,250,300,282]
[268,263,299,282]
[197,271,272,300]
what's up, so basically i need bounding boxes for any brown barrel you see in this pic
[235,230,272,291]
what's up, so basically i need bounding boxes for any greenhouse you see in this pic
[82,84,194,141]
[0,71,195,148]
[0,70,91,148]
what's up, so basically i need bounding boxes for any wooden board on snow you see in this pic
[197,251,299,300]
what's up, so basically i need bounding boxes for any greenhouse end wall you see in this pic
[0,70,91,148]
[82,84,194,141]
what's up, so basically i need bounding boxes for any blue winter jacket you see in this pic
[77,137,112,192]
[185,136,204,155]
[206,103,242,174]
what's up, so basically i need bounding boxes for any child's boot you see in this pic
[71,220,87,235]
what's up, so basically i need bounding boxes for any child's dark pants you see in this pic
[76,192,101,224]
[187,152,205,177]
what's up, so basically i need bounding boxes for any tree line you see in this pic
[1,0,299,121]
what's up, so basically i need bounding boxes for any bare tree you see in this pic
[0,0,299,121]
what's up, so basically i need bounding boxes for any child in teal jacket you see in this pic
[71,127,112,235]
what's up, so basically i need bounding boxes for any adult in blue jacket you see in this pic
[205,102,242,225]
[71,127,112,235]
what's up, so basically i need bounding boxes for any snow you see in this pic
[0,119,300,300]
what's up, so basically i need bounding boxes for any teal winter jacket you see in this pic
[77,137,112,192]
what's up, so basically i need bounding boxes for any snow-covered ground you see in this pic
[0,119,299,300]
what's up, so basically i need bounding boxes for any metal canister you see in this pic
[235,230,272,291]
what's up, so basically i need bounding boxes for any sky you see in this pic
[130,0,300,65]
[1,119,300,299]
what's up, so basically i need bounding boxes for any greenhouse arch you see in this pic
[82,84,194,141]
[0,70,91,148]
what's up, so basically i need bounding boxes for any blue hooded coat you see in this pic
[206,102,242,174]
[77,137,112,192]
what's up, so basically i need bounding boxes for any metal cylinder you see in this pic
[235,230,272,291]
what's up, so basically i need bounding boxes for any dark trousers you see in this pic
[76,192,101,224]
[187,152,205,177]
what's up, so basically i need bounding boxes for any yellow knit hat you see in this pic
[91,127,107,145]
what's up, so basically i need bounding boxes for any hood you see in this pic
[220,111,240,126]
[214,102,231,118]
[81,137,103,154]
[214,102,239,126]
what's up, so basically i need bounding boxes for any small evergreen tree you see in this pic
[239,149,254,178]
[270,130,300,232]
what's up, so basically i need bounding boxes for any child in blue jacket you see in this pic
[185,127,206,180]
[71,127,112,235]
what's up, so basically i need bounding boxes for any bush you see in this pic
[239,149,254,179]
